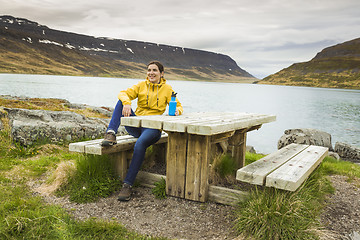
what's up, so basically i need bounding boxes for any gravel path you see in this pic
[320,175,360,240]
[35,175,360,240]
[42,187,238,240]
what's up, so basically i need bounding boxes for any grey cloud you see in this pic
[253,40,339,52]
[1,0,360,78]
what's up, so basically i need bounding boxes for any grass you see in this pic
[321,157,360,180]
[0,123,167,239]
[0,179,165,239]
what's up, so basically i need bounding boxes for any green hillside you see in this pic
[258,38,360,89]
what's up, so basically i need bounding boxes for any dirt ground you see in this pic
[320,175,360,240]
[32,173,360,240]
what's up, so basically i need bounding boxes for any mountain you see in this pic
[258,38,360,89]
[0,15,255,82]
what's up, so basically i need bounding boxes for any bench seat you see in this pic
[69,132,168,155]
[236,143,328,191]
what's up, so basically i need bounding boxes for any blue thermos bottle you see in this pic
[169,92,177,116]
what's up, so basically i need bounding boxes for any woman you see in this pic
[101,61,183,201]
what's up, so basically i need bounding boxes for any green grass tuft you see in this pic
[245,152,265,165]
[215,154,237,178]
[58,154,122,203]
[233,157,335,240]
[152,178,167,199]
[321,156,360,180]
[23,155,62,176]
[58,154,121,203]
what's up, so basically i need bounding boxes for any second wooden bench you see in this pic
[236,143,328,191]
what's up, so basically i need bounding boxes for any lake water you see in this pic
[1,73,359,154]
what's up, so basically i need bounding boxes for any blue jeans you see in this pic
[107,100,161,186]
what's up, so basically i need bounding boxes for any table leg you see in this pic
[185,134,210,202]
[228,129,247,169]
[166,132,188,198]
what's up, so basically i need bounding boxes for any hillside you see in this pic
[258,38,360,89]
[0,15,255,82]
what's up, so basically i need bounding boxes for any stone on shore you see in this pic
[335,142,360,162]
[278,128,333,150]
[2,107,113,146]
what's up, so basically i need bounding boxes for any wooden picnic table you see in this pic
[121,112,276,202]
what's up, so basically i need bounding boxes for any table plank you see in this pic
[120,115,156,128]
[187,114,276,135]
[121,112,276,136]
[163,112,250,133]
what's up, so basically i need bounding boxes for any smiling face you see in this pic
[147,64,163,84]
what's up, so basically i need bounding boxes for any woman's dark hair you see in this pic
[147,61,164,73]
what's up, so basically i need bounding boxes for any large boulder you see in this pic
[278,128,333,150]
[3,107,113,146]
[335,142,360,162]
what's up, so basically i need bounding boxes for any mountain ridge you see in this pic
[0,15,255,82]
[258,38,360,89]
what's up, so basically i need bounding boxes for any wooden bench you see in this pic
[236,143,328,191]
[69,132,168,180]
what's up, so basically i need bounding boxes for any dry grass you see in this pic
[0,97,109,118]
[35,160,76,196]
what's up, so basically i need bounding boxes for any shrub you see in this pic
[58,154,121,203]
[152,178,167,199]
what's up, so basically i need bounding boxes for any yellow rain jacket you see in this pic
[118,78,183,116]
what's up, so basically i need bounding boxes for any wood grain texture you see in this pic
[266,145,328,191]
[185,134,210,202]
[236,143,309,185]
[166,132,188,198]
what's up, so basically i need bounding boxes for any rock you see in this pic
[278,128,333,150]
[335,142,360,161]
[349,231,360,240]
[328,151,340,160]
[3,107,112,146]
[246,145,256,154]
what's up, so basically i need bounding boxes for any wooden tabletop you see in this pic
[121,112,276,135]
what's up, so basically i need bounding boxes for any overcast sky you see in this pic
[1,0,360,78]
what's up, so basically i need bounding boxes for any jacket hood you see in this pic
[145,77,166,86]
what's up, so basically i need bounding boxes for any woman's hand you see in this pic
[122,104,132,117]
[175,109,179,116]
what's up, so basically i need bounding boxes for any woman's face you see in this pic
[147,64,163,84]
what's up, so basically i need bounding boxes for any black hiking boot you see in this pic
[101,131,117,146]
[118,183,132,201]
